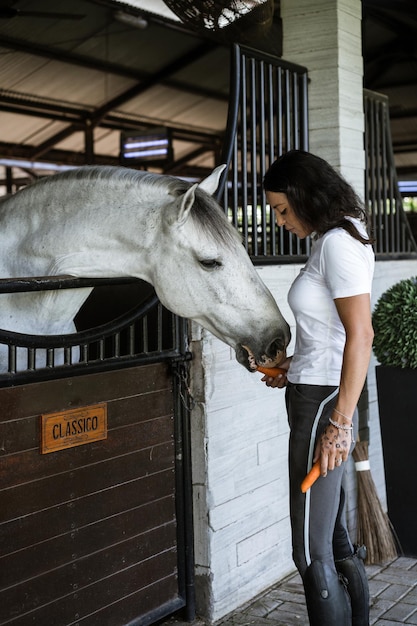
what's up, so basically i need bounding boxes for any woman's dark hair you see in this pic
[263,150,373,244]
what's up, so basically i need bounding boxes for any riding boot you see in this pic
[303,560,352,626]
[335,546,370,626]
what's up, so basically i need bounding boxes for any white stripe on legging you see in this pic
[304,387,339,567]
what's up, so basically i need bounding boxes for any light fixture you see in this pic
[120,128,173,165]
[113,10,148,29]
[398,181,417,195]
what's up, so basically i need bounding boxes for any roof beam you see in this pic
[90,41,216,123]
[28,41,217,159]
[0,34,228,103]
[0,140,119,167]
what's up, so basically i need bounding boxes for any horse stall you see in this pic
[0,278,195,626]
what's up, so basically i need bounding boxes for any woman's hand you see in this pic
[261,356,292,388]
[314,420,353,475]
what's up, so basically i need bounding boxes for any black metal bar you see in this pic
[8,345,16,374]
[285,68,291,152]
[27,348,35,371]
[277,67,283,156]
[364,88,417,257]
[216,43,241,201]
[292,74,300,149]
[250,58,258,257]
[301,72,309,150]
[172,320,196,622]
[64,346,72,365]
[0,293,160,348]
[266,64,276,256]
[98,339,105,361]
[0,348,187,388]
[142,315,149,353]
[113,333,121,358]
[259,61,268,255]
[384,103,417,253]
[0,275,140,293]
[128,324,135,357]
[240,53,249,248]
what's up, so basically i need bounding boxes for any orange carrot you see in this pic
[257,365,286,377]
[301,460,321,493]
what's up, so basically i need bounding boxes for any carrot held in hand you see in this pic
[301,460,321,493]
[257,365,286,377]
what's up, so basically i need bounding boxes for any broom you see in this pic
[352,438,398,564]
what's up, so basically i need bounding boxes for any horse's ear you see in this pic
[176,183,198,226]
[172,164,227,227]
[198,164,227,195]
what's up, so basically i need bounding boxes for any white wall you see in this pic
[190,265,298,622]
[190,259,417,623]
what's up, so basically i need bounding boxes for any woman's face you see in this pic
[266,191,312,239]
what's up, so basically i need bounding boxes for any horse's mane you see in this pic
[9,166,240,246]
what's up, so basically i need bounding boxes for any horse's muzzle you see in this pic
[236,331,291,372]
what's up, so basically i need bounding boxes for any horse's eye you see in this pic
[200,259,221,270]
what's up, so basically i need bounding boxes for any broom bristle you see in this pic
[353,441,398,564]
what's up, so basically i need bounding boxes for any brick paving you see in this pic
[158,557,417,625]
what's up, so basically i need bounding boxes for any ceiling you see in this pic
[0,0,416,190]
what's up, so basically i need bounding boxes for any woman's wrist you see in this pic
[330,403,354,431]
[333,407,353,423]
[329,416,353,432]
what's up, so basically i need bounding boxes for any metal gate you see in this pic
[0,279,195,625]
[217,44,310,260]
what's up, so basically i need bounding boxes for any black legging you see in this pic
[286,382,358,577]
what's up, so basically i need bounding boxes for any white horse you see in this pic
[0,165,290,372]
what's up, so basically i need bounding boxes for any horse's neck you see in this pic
[0,288,93,335]
[0,189,159,282]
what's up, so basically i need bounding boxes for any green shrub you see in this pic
[372,276,417,368]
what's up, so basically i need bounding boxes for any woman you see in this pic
[263,150,374,625]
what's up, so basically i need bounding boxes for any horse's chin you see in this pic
[236,344,285,372]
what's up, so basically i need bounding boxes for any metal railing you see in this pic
[217,44,310,261]
[364,89,417,257]
[216,50,416,262]
[0,276,187,384]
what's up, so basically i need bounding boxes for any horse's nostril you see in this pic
[267,330,291,356]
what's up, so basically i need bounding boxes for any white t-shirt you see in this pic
[287,218,375,386]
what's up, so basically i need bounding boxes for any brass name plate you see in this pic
[40,403,107,454]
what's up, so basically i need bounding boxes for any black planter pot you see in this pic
[376,365,417,558]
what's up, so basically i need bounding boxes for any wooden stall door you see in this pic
[0,363,185,625]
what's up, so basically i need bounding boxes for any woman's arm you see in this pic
[334,293,374,420]
[315,293,374,473]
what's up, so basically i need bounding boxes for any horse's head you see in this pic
[149,166,291,371]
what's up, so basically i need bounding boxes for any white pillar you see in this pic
[281,0,365,197]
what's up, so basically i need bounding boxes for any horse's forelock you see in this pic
[191,189,241,246]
